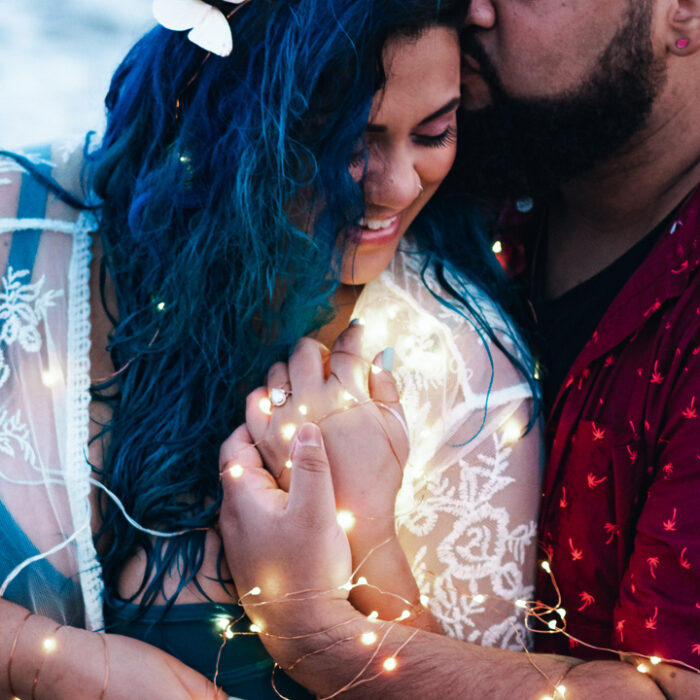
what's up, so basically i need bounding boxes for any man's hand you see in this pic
[218,423,352,625]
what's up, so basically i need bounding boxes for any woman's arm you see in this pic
[0,598,227,699]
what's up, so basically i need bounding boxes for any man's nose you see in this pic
[465,0,496,29]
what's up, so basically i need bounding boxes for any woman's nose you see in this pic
[364,149,421,212]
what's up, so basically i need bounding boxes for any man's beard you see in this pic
[452,2,666,199]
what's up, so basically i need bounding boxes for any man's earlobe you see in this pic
[669,0,700,54]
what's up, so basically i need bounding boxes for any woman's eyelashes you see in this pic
[413,124,457,148]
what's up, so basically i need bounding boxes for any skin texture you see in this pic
[219,1,700,697]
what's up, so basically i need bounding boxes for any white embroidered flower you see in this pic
[153,0,249,57]
[0,267,63,389]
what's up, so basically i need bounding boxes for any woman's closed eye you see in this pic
[413,123,457,148]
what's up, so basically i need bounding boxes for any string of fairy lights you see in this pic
[10,319,700,698]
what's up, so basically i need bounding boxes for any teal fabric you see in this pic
[0,499,84,626]
[107,602,314,699]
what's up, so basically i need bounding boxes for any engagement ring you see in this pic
[269,387,292,407]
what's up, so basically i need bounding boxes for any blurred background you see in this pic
[1,0,154,149]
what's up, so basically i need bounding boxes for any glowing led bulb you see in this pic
[420,594,430,606]
[515,599,527,609]
[637,663,649,674]
[368,611,379,621]
[341,581,354,592]
[298,404,308,416]
[337,510,356,531]
[492,240,503,254]
[42,637,57,653]
[285,459,293,469]
[541,696,554,700]
[541,561,552,574]
[649,656,661,665]
[503,420,522,443]
[357,576,368,586]
[382,657,398,672]
[249,586,262,596]
[249,623,262,634]
[547,620,558,630]
[371,365,383,375]
[343,391,356,402]
[398,610,411,621]
[41,369,62,388]
[361,632,378,646]
[229,463,244,479]
[215,616,231,630]
[224,628,234,639]
[473,594,486,604]
[556,686,567,697]
[556,608,567,619]
[259,397,272,416]
[156,301,166,312]
[281,423,297,441]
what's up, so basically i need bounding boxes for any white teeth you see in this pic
[358,216,398,231]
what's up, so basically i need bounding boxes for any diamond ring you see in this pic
[269,387,292,407]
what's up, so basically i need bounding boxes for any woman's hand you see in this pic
[245,323,409,539]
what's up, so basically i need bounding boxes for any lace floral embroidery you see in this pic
[0,267,63,388]
[0,407,37,467]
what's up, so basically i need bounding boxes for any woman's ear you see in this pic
[667,0,700,55]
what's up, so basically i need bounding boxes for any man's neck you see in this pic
[545,106,700,299]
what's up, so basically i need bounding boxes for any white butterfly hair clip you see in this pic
[153,0,250,57]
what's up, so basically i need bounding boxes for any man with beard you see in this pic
[218,0,700,697]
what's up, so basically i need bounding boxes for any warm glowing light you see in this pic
[420,594,430,606]
[503,420,522,443]
[473,594,486,604]
[382,657,398,672]
[361,632,378,646]
[556,608,567,618]
[42,637,58,653]
[371,365,383,375]
[259,397,272,416]
[398,610,411,621]
[281,423,297,441]
[547,620,558,630]
[637,663,649,674]
[298,404,308,416]
[341,581,354,592]
[541,561,552,574]
[515,599,527,609]
[351,317,365,326]
[541,696,553,700]
[649,656,661,666]
[156,301,166,312]
[41,369,62,388]
[357,576,368,586]
[285,459,293,469]
[343,391,356,402]
[556,686,567,697]
[492,240,503,255]
[337,510,356,531]
[215,616,231,630]
[229,463,244,479]
[368,611,379,620]
[224,628,234,639]
[249,623,262,634]
[249,586,262,596]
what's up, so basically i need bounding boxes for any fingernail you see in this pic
[381,347,395,372]
[295,423,322,447]
[349,318,365,327]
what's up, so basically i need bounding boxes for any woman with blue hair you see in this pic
[0,0,542,697]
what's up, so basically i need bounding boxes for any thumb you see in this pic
[287,423,336,523]
[369,347,401,405]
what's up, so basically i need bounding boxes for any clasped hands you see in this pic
[218,322,411,630]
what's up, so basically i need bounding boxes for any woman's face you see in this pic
[341,25,461,285]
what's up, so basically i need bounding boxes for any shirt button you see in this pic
[516,197,534,213]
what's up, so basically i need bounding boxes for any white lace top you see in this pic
[0,144,542,649]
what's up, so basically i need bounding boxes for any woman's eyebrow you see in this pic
[365,96,461,133]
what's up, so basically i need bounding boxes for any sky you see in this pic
[1,0,154,149]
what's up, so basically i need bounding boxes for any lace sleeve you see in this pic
[355,246,542,650]
[0,144,103,630]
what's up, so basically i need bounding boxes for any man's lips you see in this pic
[462,54,483,74]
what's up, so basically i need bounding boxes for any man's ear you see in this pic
[667,0,700,55]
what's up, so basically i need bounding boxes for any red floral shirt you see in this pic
[498,187,700,668]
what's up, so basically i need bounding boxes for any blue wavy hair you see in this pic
[87,0,536,615]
